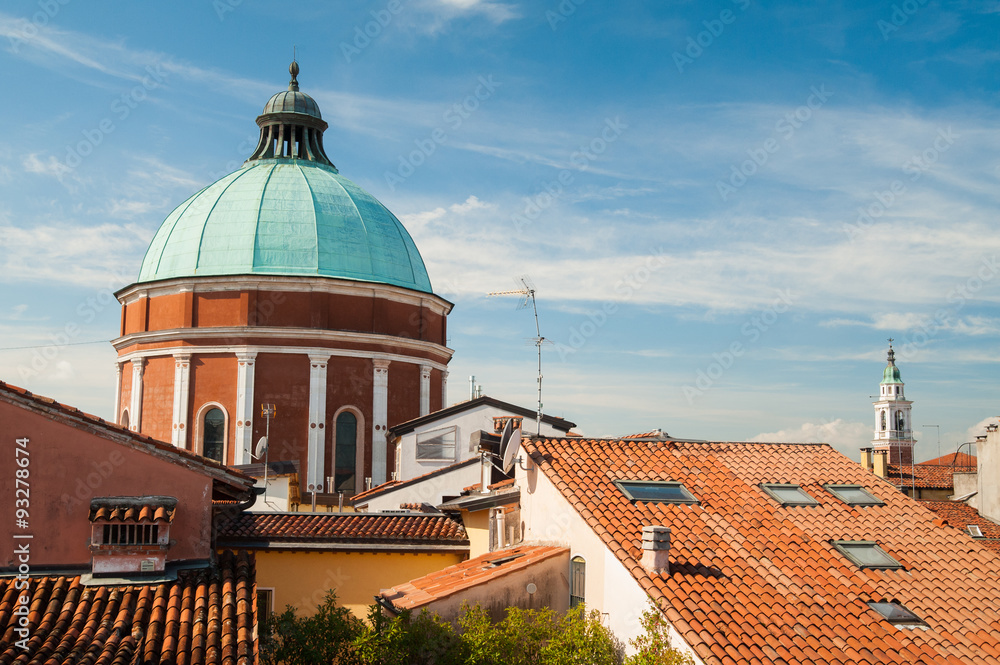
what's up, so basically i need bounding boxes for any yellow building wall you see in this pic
[463,509,491,559]
[249,549,467,618]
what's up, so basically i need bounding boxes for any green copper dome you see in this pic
[137,63,432,293]
[881,364,902,384]
[880,344,903,385]
[137,160,432,292]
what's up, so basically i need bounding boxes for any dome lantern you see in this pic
[246,61,334,167]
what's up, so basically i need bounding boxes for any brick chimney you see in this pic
[641,526,670,574]
[873,450,888,479]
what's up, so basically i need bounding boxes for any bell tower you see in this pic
[871,339,915,467]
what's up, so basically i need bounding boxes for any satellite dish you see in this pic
[500,418,514,449]
[502,427,522,474]
[254,436,268,460]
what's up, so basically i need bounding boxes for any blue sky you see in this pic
[1,0,999,460]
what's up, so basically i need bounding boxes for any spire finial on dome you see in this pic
[886,337,895,365]
[289,59,300,91]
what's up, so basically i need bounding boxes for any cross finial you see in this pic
[887,337,894,347]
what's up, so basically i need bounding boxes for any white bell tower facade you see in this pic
[871,340,915,467]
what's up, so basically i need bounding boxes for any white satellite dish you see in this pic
[502,427,522,474]
[500,418,514,450]
[254,436,268,460]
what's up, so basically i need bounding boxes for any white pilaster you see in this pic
[129,358,145,432]
[171,353,192,448]
[306,353,331,492]
[114,362,123,424]
[441,369,449,409]
[235,352,257,465]
[371,359,391,487]
[419,364,432,416]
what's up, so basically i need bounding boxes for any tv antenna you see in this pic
[488,275,545,435]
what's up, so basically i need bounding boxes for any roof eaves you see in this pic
[389,395,576,436]
[0,381,256,496]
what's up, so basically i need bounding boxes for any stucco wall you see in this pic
[420,550,569,622]
[517,457,704,662]
[398,404,571,482]
[250,549,466,618]
[978,430,1000,523]
[0,400,216,570]
[359,461,481,512]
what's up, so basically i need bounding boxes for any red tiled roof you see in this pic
[528,437,1000,665]
[89,496,178,523]
[380,544,567,611]
[0,381,255,497]
[0,550,255,664]
[885,462,975,489]
[920,452,977,467]
[216,512,468,548]
[921,501,1000,552]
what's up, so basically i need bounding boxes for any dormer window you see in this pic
[89,496,177,576]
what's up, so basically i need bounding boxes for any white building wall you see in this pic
[359,461,482,512]
[397,403,571,482]
[517,458,703,662]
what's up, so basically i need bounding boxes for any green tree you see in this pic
[259,590,362,665]
[624,606,695,665]
[353,605,468,665]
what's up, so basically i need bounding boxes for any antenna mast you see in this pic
[488,276,544,435]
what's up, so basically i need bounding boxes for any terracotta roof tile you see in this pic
[0,550,255,664]
[89,496,178,523]
[921,501,1000,552]
[380,544,567,610]
[527,437,1000,665]
[216,511,468,546]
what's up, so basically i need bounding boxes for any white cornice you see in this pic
[113,326,452,361]
[115,343,450,373]
[115,275,453,315]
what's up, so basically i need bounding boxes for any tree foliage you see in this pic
[260,592,691,665]
[624,606,695,665]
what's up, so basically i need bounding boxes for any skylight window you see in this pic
[832,540,903,569]
[968,524,984,538]
[868,601,928,628]
[760,484,818,506]
[615,481,698,504]
[824,484,884,506]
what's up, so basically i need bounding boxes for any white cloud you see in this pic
[419,0,520,26]
[0,222,147,288]
[22,153,73,182]
[965,416,999,442]
[749,419,871,457]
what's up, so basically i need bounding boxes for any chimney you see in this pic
[977,425,1000,523]
[860,448,873,471]
[873,450,888,478]
[641,526,670,574]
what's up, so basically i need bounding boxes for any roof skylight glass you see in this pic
[968,524,984,538]
[615,481,698,504]
[760,483,818,506]
[832,541,903,569]
[824,484,884,506]
[868,601,927,628]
